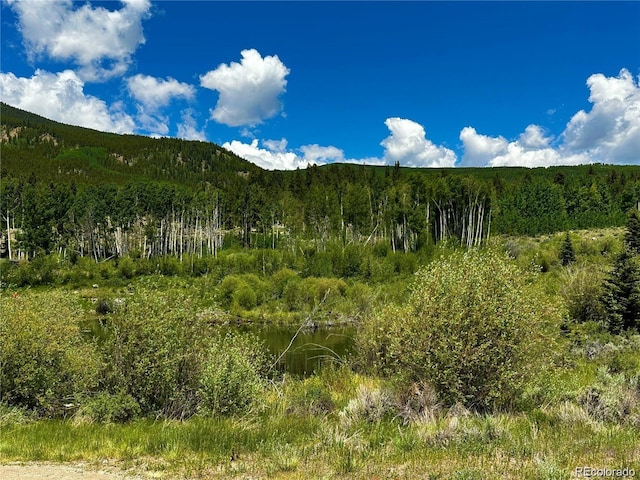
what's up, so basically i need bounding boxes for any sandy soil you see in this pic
[0,463,152,480]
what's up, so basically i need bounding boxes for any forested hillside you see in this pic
[2,103,639,260]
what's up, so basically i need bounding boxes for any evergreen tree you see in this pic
[559,232,576,266]
[624,210,640,254]
[601,248,640,333]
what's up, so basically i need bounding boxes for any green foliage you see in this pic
[198,333,270,415]
[235,285,257,310]
[101,287,208,418]
[0,292,101,415]
[117,256,135,279]
[218,273,267,311]
[282,276,348,311]
[358,250,559,411]
[601,249,640,333]
[559,232,576,266]
[3,103,639,264]
[283,375,335,416]
[578,367,640,425]
[75,392,141,423]
[624,210,640,254]
[560,264,607,323]
[270,268,299,298]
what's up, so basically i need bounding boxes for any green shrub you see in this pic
[198,333,270,415]
[578,367,639,425]
[6,256,61,286]
[117,256,135,279]
[0,292,101,415]
[234,286,257,310]
[98,261,117,280]
[282,278,305,311]
[101,288,207,418]
[560,264,607,323]
[241,273,268,305]
[219,273,267,310]
[158,255,183,276]
[271,268,299,299]
[75,392,141,423]
[219,274,245,307]
[282,277,348,311]
[358,249,558,411]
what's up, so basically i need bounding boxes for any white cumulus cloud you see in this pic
[224,118,454,170]
[7,0,151,81]
[0,69,135,133]
[126,74,196,137]
[518,125,552,150]
[563,68,640,164]
[222,137,361,170]
[381,118,457,167]
[223,139,308,170]
[177,109,206,142]
[459,127,508,167]
[127,74,195,111]
[459,69,640,167]
[200,49,290,127]
[460,124,589,167]
[489,144,590,167]
[299,144,345,164]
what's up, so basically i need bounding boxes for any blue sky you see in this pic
[1,1,639,169]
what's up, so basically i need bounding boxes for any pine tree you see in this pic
[601,248,640,333]
[559,232,576,266]
[625,210,640,254]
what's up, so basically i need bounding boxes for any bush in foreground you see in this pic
[101,288,208,418]
[0,292,101,415]
[198,333,271,415]
[358,249,559,411]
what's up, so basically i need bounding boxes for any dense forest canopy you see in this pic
[1,103,639,260]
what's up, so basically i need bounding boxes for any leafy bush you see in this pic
[101,288,207,418]
[560,264,607,323]
[75,392,141,423]
[117,256,135,279]
[234,286,257,310]
[158,255,183,276]
[198,333,270,415]
[219,274,245,307]
[282,276,347,311]
[4,256,61,286]
[0,292,101,415]
[219,273,267,310]
[271,268,299,298]
[358,249,558,411]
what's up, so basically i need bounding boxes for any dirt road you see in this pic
[0,463,151,480]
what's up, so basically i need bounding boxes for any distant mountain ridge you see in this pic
[0,102,261,186]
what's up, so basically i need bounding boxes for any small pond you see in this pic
[227,324,356,376]
[82,319,355,377]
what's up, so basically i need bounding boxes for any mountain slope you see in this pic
[0,103,261,186]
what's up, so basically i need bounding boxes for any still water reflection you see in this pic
[220,324,355,376]
[83,318,355,377]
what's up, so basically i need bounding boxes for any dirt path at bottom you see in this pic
[0,463,152,480]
